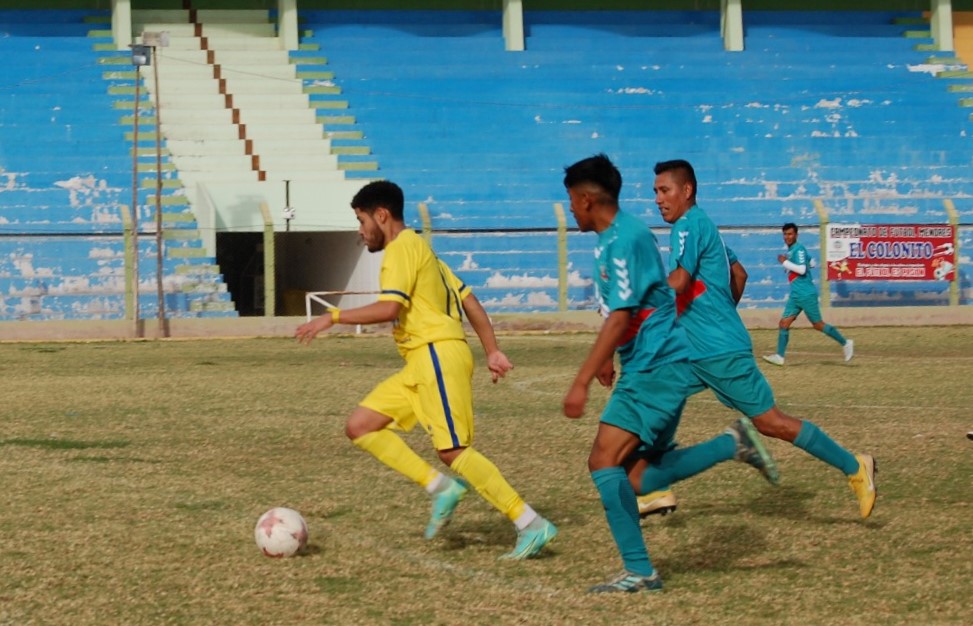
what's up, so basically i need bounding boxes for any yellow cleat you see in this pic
[637,489,677,519]
[848,454,877,519]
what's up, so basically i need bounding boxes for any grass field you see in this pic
[1,326,971,625]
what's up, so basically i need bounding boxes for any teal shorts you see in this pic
[600,359,693,453]
[688,352,776,418]
[782,292,822,324]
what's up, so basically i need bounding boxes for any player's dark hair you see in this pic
[782,222,798,233]
[563,153,622,203]
[351,180,405,221]
[654,159,698,199]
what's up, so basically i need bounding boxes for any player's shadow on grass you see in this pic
[749,485,885,528]
[442,521,559,560]
[786,361,856,369]
[654,523,805,575]
[661,485,884,528]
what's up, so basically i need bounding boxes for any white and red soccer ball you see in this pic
[254,507,308,558]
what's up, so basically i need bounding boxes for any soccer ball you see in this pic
[254,507,308,558]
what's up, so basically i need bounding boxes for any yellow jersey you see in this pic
[378,229,471,356]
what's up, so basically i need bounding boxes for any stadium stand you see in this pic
[0,9,235,320]
[304,8,972,310]
[1,6,970,320]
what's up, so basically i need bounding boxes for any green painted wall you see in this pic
[4,1,973,11]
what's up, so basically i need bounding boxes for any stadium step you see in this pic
[118,8,375,202]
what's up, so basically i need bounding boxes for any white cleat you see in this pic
[843,339,855,362]
[762,354,785,366]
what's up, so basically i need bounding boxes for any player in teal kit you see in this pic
[560,154,777,593]
[762,222,853,366]
[644,159,876,519]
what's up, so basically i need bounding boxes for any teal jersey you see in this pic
[726,246,739,265]
[595,210,688,371]
[785,242,817,299]
[668,205,753,360]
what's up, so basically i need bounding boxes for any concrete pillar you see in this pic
[930,0,954,52]
[278,0,299,51]
[112,0,132,50]
[954,12,973,65]
[503,0,525,52]
[721,0,744,52]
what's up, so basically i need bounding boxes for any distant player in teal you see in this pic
[640,159,877,520]
[762,223,853,366]
[560,154,776,593]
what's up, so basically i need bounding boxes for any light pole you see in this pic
[140,31,169,337]
[130,43,150,337]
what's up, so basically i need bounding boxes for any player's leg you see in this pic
[764,300,799,366]
[352,376,462,534]
[591,368,693,591]
[588,421,661,589]
[716,354,877,517]
[632,418,778,494]
[633,363,773,516]
[449,446,557,559]
[633,363,704,517]
[758,406,876,518]
[685,355,790,484]
[348,405,439,487]
[807,297,852,361]
[416,340,556,556]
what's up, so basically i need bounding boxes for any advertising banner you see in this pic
[826,224,955,281]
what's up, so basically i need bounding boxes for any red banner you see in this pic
[825,224,955,281]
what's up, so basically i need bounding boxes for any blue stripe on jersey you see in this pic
[382,289,411,301]
[428,343,460,448]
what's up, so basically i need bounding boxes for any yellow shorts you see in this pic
[360,339,475,451]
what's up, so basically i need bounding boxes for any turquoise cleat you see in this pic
[499,517,558,560]
[728,417,780,486]
[425,478,469,539]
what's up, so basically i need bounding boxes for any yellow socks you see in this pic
[353,434,535,527]
[352,430,438,488]
[450,447,528,523]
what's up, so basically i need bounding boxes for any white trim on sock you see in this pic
[425,472,448,495]
[513,504,539,531]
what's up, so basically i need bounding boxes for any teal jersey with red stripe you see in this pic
[785,242,818,299]
[668,205,753,360]
[594,210,689,371]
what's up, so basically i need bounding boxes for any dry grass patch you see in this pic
[0,328,970,625]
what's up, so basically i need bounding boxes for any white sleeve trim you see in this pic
[782,259,806,275]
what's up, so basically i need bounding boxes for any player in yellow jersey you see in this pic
[295,180,557,559]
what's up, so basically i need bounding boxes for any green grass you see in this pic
[0,327,970,624]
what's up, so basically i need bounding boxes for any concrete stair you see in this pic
[131,8,348,203]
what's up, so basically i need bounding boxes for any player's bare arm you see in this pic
[729,260,748,304]
[295,300,401,345]
[461,292,513,383]
[563,309,630,419]
[667,266,693,295]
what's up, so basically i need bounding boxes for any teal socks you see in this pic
[781,325,846,354]
[592,466,654,576]
[776,328,790,357]
[822,324,847,346]
[794,421,858,475]
[639,433,736,494]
